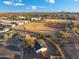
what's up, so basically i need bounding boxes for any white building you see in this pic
[3,28,9,32]
[31,17,42,21]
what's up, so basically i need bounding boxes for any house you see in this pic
[31,18,38,21]
[33,40,50,59]
[31,17,42,21]
[24,21,30,24]
[0,28,9,35]
[11,24,16,28]
[18,16,26,19]
[33,41,42,53]
[17,22,24,25]
[3,28,9,32]
[36,48,50,59]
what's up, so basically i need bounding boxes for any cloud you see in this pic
[26,5,37,10]
[14,3,24,6]
[16,0,22,2]
[74,0,79,2]
[3,0,24,6]
[31,6,37,10]
[26,5,46,10]
[3,1,13,5]
[26,6,37,10]
[46,0,55,4]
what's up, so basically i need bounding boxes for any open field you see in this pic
[14,22,56,36]
[14,19,74,36]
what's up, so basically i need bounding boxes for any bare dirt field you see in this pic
[14,19,78,36]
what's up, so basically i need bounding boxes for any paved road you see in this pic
[44,37,65,59]
[56,31,79,59]
[10,28,66,59]
[65,31,79,59]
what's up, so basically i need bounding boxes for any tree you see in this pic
[57,31,67,38]
[37,34,45,39]
[24,37,36,48]
[74,28,79,35]
[9,15,17,20]
[3,33,9,42]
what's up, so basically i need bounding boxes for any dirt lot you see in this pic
[14,19,78,36]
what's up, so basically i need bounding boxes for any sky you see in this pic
[0,0,79,12]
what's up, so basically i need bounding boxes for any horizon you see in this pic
[0,0,79,12]
[0,11,79,13]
